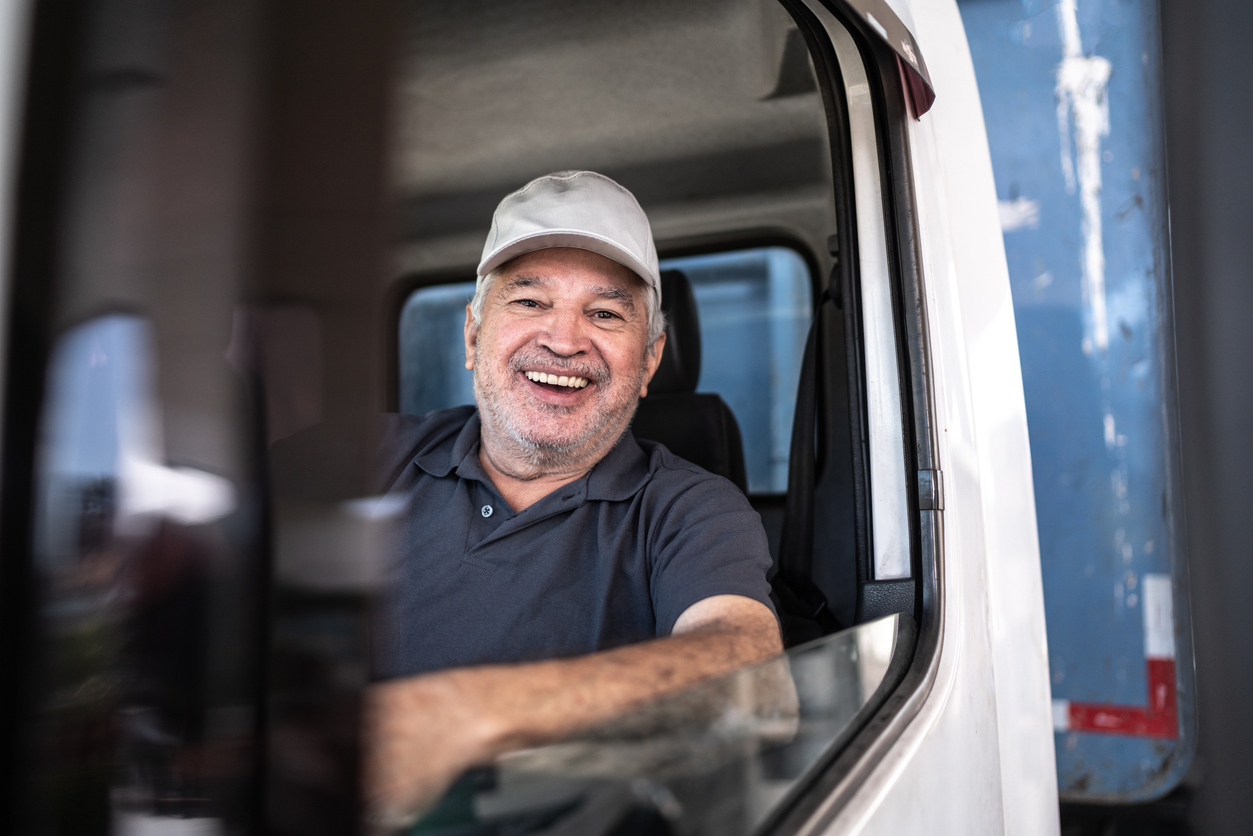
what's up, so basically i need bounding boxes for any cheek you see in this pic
[602,341,648,382]
[478,323,522,363]
[486,335,548,382]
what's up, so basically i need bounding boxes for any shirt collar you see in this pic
[411,408,652,502]
[585,428,652,501]
[412,409,483,478]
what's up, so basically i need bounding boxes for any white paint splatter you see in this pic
[1052,699,1070,731]
[997,197,1041,231]
[1111,467,1127,500]
[1142,574,1176,659]
[1055,0,1111,354]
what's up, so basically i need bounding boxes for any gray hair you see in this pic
[470,264,667,351]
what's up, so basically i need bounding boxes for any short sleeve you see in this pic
[647,473,777,635]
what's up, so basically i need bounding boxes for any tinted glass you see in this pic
[398,282,476,418]
[397,247,811,494]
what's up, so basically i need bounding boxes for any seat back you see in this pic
[632,270,748,492]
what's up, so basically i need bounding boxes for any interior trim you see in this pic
[812,0,910,584]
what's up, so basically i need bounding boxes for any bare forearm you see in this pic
[364,596,781,826]
[452,619,780,754]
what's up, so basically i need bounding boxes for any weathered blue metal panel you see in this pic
[957,0,1194,801]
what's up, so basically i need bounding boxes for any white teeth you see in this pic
[524,370,589,389]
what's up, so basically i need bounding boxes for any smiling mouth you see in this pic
[524,370,591,392]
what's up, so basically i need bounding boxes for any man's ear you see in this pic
[463,304,478,370]
[638,332,667,398]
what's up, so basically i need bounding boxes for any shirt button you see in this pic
[481,504,493,518]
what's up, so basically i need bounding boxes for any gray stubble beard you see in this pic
[473,343,647,479]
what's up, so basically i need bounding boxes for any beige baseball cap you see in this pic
[476,171,661,300]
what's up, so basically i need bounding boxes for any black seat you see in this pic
[632,270,748,492]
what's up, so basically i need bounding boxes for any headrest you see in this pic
[647,269,701,395]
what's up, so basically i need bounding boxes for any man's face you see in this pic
[465,247,665,472]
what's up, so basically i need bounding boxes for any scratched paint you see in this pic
[1055,0,1112,354]
[958,0,1194,801]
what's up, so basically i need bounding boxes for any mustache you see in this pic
[508,348,609,383]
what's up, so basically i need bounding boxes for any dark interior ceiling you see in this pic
[392,0,834,260]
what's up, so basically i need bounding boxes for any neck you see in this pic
[477,425,619,513]
[477,445,589,514]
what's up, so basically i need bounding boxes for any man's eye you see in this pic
[513,299,540,308]
[593,310,621,320]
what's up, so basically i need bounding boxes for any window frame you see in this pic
[759,0,941,831]
[382,3,943,827]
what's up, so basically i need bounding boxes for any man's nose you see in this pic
[536,305,592,356]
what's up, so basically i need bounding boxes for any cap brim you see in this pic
[477,229,659,294]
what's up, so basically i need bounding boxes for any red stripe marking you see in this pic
[1066,659,1177,739]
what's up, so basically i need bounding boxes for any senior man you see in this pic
[366,171,781,824]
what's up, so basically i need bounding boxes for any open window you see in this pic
[386,0,940,831]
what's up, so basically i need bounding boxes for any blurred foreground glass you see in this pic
[29,315,259,834]
[408,614,909,836]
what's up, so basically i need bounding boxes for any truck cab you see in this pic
[0,0,1184,833]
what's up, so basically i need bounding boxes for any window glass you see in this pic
[397,246,812,494]
[411,614,907,836]
[660,247,811,493]
[399,282,476,418]
[31,315,251,831]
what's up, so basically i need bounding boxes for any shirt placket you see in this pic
[465,480,508,551]
[463,482,589,558]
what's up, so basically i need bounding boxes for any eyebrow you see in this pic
[587,285,636,310]
[501,275,638,311]
[502,275,546,291]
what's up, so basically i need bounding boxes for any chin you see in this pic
[517,424,594,452]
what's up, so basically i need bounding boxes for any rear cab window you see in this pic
[398,245,813,495]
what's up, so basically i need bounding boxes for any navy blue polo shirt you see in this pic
[372,405,775,678]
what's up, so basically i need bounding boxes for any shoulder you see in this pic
[270,405,477,497]
[633,437,752,514]
[376,406,474,461]
[372,405,476,489]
